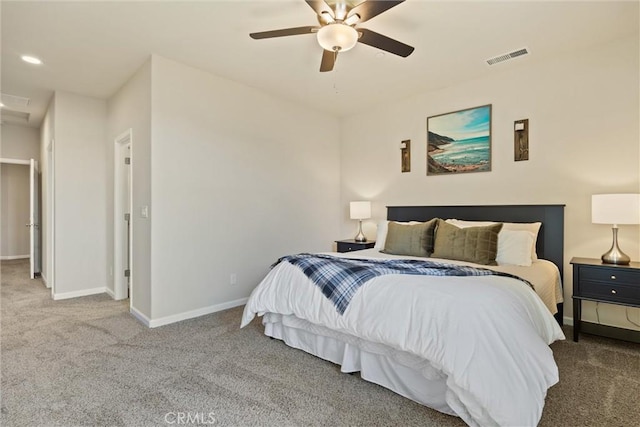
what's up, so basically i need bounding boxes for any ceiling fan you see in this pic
[249,0,414,72]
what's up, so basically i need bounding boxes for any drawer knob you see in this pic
[611,289,617,294]
[611,275,616,280]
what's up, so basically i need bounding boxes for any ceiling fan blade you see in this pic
[250,26,318,39]
[320,49,337,72]
[357,28,414,57]
[305,0,333,17]
[349,0,405,23]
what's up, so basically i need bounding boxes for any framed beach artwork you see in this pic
[427,104,492,175]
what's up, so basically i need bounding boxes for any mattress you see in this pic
[242,251,565,426]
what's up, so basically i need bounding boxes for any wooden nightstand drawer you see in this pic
[579,267,639,286]
[579,281,640,304]
[335,240,376,253]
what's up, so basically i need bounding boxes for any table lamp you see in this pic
[350,201,371,242]
[591,193,640,265]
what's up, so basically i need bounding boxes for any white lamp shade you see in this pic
[350,201,371,220]
[317,23,358,52]
[592,193,640,225]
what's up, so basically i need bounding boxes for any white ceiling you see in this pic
[1,0,638,128]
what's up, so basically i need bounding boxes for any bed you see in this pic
[241,205,566,427]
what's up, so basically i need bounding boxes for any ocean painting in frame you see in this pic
[427,104,492,175]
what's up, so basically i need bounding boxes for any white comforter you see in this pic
[241,252,565,427]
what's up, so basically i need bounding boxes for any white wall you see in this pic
[106,59,152,317]
[148,55,341,322]
[52,91,108,298]
[1,124,40,161]
[340,36,640,330]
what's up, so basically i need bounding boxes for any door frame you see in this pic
[29,159,41,278]
[0,158,41,276]
[47,139,55,292]
[114,129,133,301]
[0,158,29,166]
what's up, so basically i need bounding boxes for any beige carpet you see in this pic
[1,259,639,426]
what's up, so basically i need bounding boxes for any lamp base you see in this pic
[601,227,630,265]
[601,250,630,265]
[354,220,367,242]
[354,234,367,243]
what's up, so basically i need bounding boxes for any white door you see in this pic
[29,159,41,279]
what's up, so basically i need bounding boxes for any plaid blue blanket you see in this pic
[274,254,533,314]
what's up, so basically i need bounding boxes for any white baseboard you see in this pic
[40,273,51,288]
[0,255,29,260]
[130,306,151,327]
[142,297,249,328]
[53,287,106,300]
[563,316,574,326]
[105,287,116,299]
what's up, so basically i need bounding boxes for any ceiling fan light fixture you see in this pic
[317,23,358,52]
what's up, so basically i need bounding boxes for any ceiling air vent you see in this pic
[486,48,529,66]
[1,93,31,108]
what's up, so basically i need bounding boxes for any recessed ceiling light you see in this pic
[21,55,43,65]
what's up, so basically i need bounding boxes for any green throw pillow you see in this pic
[381,219,437,257]
[432,220,503,265]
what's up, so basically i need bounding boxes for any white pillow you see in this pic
[374,220,423,250]
[374,221,388,250]
[445,219,542,261]
[495,230,535,266]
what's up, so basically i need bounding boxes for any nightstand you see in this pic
[571,257,640,343]
[336,239,376,253]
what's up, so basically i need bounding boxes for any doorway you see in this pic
[114,130,132,301]
[0,158,41,279]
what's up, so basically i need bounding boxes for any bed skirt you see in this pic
[262,313,469,420]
